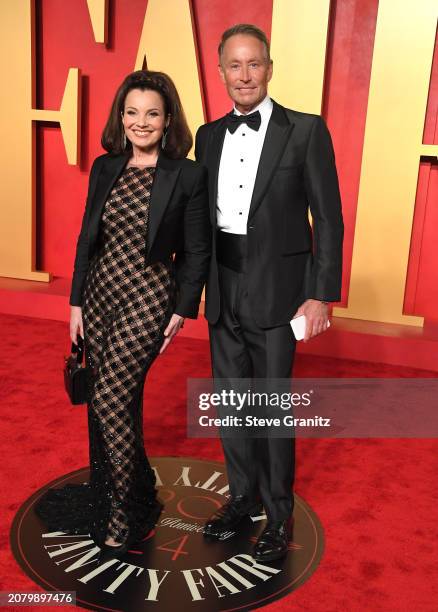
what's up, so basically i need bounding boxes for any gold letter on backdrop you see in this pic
[134,0,205,156]
[0,0,81,282]
[86,0,108,44]
[333,0,438,326]
[270,0,331,113]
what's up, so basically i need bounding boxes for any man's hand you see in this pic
[160,313,185,354]
[293,299,330,342]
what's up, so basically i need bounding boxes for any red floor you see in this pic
[1,312,438,611]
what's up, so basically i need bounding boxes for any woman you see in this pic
[35,70,211,558]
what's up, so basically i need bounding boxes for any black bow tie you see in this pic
[226,110,261,134]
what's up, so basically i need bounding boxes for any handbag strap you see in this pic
[71,335,84,365]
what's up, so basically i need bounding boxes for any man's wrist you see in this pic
[304,298,330,306]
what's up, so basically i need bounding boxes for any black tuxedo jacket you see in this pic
[195,100,344,328]
[70,151,211,319]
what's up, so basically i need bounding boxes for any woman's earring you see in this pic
[122,131,127,150]
[161,128,168,150]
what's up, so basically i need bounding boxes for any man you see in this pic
[195,24,343,562]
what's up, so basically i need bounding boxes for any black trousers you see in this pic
[209,263,296,522]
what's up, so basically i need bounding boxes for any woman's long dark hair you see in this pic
[101,70,193,159]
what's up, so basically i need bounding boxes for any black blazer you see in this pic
[70,151,211,318]
[195,100,344,328]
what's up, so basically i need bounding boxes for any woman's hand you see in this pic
[70,306,84,345]
[159,313,185,354]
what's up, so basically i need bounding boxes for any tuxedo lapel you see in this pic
[248,101,294,220]
[88,153,129,242]
[207,118,227,227]
[147,155,181,257]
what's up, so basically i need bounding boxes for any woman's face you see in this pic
[122,88,169,153]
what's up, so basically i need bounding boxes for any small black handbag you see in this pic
[64,335,89,405]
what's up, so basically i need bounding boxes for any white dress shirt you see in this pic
[217,96,273,234]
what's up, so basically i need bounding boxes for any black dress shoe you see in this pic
[253,517,294,562]
[203,496,262,540]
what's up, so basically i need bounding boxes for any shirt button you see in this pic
[239,185,243,188]
[240,159,244,162]
[242,133,246,136]
[239,212,243,215]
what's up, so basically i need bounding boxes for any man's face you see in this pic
[219,34,273,113]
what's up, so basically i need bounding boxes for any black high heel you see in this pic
[99,499,164,562]
[99,540,130,562]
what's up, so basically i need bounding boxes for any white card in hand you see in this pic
[290,315,330,340]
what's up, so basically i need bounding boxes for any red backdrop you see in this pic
[35,0,438,320]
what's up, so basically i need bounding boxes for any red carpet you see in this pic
[1,312,438,611]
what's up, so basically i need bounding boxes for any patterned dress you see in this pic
[36,166,175,546]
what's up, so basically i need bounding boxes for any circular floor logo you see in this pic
[11,457,324,611]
